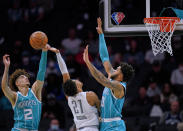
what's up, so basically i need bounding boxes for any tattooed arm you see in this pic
[83,46,124,96]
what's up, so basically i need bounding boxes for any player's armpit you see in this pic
[93,93,100,112]
[63,73,70,83]
[32,80,44,101]
[2,86,16,106]
[86,92,100,112]
[65,95,68,100]
[99,78,125,98]
[110,81,125,99]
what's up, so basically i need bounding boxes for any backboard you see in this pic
[99,0,183,37]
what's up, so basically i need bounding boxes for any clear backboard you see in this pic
[99,0,183,37]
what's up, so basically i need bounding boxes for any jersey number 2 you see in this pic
[24,109,33,120]
[72,100,83,114]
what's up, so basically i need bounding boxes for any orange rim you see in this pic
[144,17,180,32]
[144,17,180,24]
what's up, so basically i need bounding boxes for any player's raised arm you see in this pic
[49,47,70,83]
[96,17,115,75]
[1,54,16,106]
[49,47,70,99]
[32,44,50,101]
[83,46,124,95]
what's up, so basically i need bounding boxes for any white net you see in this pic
[144,18,180,56]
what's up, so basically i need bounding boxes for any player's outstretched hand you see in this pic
[42,44,51,51]
[83,45,89,63]
[3,54,10,67]
[49,47,60,53]
[96,17,103,34]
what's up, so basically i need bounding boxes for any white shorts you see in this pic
[77,126,99,131]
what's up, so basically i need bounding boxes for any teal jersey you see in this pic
[100,82,126,131]
[12,88,41,130]
[100,82,126,119]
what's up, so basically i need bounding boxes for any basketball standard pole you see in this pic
[146,0,150,18]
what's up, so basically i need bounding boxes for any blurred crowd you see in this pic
[0,0,183,131]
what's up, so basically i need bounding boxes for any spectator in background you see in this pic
[160,83,178,106]
[75,44,93,66]
[48,118,64,131]
[177,122,183,131]
[87,31,98,56]
[159,101,183,125]
[46,60,59,76]
[150,95,163,117]
[8,0,23,23]
[163,56,177,74]
[124,39,144,67]
[24,0,44,23]
[21,51,34,73]
[131,87,152,116]
[61,28,82,55]
[46,73,61,95]
[147,79,161,98]
[145,49,165,64]
[42,0,55,12]
[146,60,170,86]
[171,61,183,86]
[112,52,123,68]
[132,86,151,106]
[92,55,105,74]
[12,40,24,67]
[64,55,81,78]
[43,93,65,129]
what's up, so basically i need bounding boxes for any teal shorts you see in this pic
[11,128,20,131]
[100,120,126,131]
[12,128,38,131]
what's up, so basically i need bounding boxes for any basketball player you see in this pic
[83,18,134,131]
[1,44,50,131]
[49,47,100,131]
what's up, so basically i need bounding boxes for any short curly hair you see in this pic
[63,79,78,96]
[9,69,30,92]
[120,62,135,82]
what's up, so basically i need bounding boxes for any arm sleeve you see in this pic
[56,53,68,74]
[99,34,109,63]
[36,51,47,81]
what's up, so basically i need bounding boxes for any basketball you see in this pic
[29,31,48,50]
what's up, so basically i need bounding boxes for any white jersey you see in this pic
[68,92,99,129]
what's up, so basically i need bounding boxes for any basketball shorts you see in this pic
[100,120,126,131]
[77,126,99,131]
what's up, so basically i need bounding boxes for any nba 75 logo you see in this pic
[111,12,125,25]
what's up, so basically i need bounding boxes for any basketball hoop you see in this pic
[144,17,180,56]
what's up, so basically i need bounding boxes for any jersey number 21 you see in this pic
[72,100,83,114]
